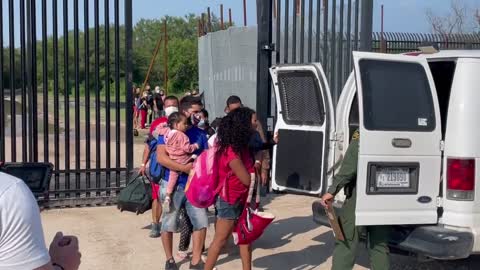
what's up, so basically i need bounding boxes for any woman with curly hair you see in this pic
[204,107,257,270]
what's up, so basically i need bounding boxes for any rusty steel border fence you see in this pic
[0,0,134,207]
[256,0,374,133]
[255,0,480,132]
[372,32,480,53]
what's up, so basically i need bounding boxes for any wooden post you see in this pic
[220,4,224,30]
[197,19,202,37]
[207,7,212,32]
[141,37,162,94]
[243,0,247,26]
[380,4,386,53]
[229,8,232,27]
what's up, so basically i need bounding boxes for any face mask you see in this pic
[190,114,201,126]
[164,106,178,117]
[197,119,206,129]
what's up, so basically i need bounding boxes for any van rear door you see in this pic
[269,64,334,195]
[353,52,442,226]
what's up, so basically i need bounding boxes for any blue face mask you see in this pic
[191,114,201,126]
[197,119,206,129]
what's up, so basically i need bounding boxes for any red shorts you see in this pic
[151,182,160,200]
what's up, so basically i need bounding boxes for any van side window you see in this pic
[359,60,436,132]
[277,71,326,126]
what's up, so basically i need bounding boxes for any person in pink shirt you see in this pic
[162,112,201,212]
[205,107,257,270]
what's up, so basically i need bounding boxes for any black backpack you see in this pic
[117,175,152,215]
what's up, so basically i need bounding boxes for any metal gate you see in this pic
[0,0,133,207]
[256,0,373,133]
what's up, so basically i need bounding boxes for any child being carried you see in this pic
[157,112,201,212]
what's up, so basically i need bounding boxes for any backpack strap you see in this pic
[255,170,261,209]
[245,172,256,204]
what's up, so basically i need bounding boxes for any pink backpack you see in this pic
[185,144,223,208]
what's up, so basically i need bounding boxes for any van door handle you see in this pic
[392,138,412,148]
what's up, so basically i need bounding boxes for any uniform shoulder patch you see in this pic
[352,129,360,141]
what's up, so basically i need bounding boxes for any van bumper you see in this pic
[312,200,474,260]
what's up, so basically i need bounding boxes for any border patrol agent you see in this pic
[321,130,390,270]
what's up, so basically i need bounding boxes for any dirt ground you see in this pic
[41,193,480,270]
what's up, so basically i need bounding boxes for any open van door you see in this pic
[353,52,442,226]
[269,64,335,195]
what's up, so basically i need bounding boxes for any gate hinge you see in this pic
[262,43,276,52]
[440,140,445,151]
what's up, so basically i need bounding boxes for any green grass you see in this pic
[59,106,127,123]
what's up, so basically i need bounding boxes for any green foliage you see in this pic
[1,13,228,97]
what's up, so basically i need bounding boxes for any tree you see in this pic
[133,14,200,93]
[2,14,202,97]
[426,0,479,35]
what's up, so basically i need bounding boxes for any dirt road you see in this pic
[41,194,480,270]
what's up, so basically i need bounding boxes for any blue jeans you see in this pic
[215,196,243,220]
[160,180,208,232]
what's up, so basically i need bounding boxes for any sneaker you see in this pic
[189,261,205,270]
[189,261,216,270]
[163,197,171,213]
[165,258,178,270]
[149,223,160,238]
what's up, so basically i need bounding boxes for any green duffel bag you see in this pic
[117,174,152,215]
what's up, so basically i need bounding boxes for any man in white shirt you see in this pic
[0,172,81,270]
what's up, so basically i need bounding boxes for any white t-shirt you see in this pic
[0,172,50,269]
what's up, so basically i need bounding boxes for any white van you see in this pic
[269,50,480,259]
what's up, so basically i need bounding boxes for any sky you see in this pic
[1,0,479,47]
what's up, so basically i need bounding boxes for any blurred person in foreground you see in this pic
[0,172,81,270]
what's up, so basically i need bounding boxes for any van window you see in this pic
[359,60,436,132]
[277,70,326,126]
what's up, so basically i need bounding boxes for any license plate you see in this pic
[376,168,410,188]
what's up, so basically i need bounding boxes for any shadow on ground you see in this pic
[213,214,325,268]
[255,215,319,249]
[253,231,334,270]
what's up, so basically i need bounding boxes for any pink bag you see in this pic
[185,145,223,208]
[232,172,275,245]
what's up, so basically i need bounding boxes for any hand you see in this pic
[49,232,81,270]
[273,131,279,144]
[181,162,193,174]
[320,193,334,209]
[139,165,146,176]
[254,160,262,170]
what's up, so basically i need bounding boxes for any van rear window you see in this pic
[277,70,326,126]
[359,60,436,132]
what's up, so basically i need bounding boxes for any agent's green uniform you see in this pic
[327,131,390,270]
